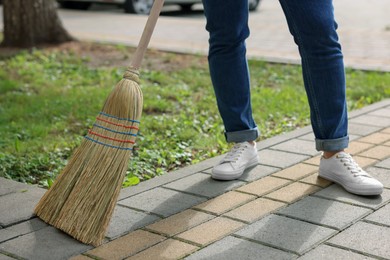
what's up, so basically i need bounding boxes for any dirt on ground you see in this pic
[0,40,208,72]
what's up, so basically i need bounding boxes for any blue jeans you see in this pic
[202,0,349,151]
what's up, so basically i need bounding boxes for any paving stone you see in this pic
[193,191,256,215]
[0,177,31,196]
[365,167,390,188]
[0,218,47,243]
[0,253,15,260]
[163,173,245,198]
[277,196,372,230]
[348,123,381,136]
[271,139,319,156]
[382,127,390,134]
[313,184,390,210]
[385,140,390,146]
[265,182,321,203]
[365,203,390,227]
[0,226,91,260]
[238,164,280,182]
[298,244,375,260]
[69,255,93,260]
[299,173,332,188]
[185,236,296,260]
[236,176,291,196]
[0,187,45,226]
[126,239,198,260]
[235,214,336,255]
[297,132,315,141]
[350,115,390,127]
[176,217,245,246]
[118,187,206,217]
[257,149,309,168]
[303,156,321,166]
[376,158,390,169]
[368,108,390,118]
[358,132,390,144]
[106,205,160,240]
[358,145,390,160]
[353,156,379,168]
[345,141,374,155]
[146,209,214,236]
[87,230,165,260]
[224,198,286,223]
[327,221,390,259]
[272,163,318,181]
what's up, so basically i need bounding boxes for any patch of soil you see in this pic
[0,40,208,72]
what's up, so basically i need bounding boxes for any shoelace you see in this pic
[222,143,248,163]
[337,153,371,178]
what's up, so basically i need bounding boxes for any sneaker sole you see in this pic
[319,170,383,196]
[211,156,259,181]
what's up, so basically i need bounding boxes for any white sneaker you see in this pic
[212,142,259,181]
[319,152,383,196]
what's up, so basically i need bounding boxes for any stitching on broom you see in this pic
[93,124,138,136]
[99,112,141,123]
[96,117,140,130]
[88,130,135,143]
[84,136,133,150]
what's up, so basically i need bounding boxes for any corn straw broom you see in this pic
[34,0,165,247]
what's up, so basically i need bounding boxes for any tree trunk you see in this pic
[2,0,74,48]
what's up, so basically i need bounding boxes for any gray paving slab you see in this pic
[277,196,372,230]
[106,205,160,240]
[0,218,47,243]
[0,187,45,226]
[163,173,245,198]
[0,177,31,196]
[270,139,320,156]
[365,167,390,188]
[364,203,390,227]
[257,150,309,169]
[118,187,206,217]
[118,157,221,200]
[0,226,91,260]
[185,236,297,260]
[313,184,390,210]
[327,221,390,259]
[368,108,390,118]
[238,164,281,182]
[347,123,382,137]
[235,214,337,255]
[0,253,15,260]
[376,158,390,169]
[350,115,390,127]
[298,244,375,260]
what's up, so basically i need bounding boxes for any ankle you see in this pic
[247,141,256,146]
[323,150,344,159]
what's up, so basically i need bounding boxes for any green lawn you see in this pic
[1,43,389,188]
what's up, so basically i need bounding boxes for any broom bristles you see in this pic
[34,68,143,246]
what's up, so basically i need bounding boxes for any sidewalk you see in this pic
[1,99,390,260]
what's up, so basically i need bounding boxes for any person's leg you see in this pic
[202,0,259,143]
[202,0,259,180]
[279,0,382,195]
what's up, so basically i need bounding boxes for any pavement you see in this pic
[1,100,390,260]
[1,0,390,259]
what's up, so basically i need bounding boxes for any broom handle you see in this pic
[130,0,165,69]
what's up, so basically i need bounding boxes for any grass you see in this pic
[1,43,389,188]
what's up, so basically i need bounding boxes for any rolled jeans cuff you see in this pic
[315,135,349,151]
[225,128,260,143]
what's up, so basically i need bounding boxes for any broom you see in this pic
[34,0,165,247]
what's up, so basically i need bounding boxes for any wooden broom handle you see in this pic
[130,0,165,69]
